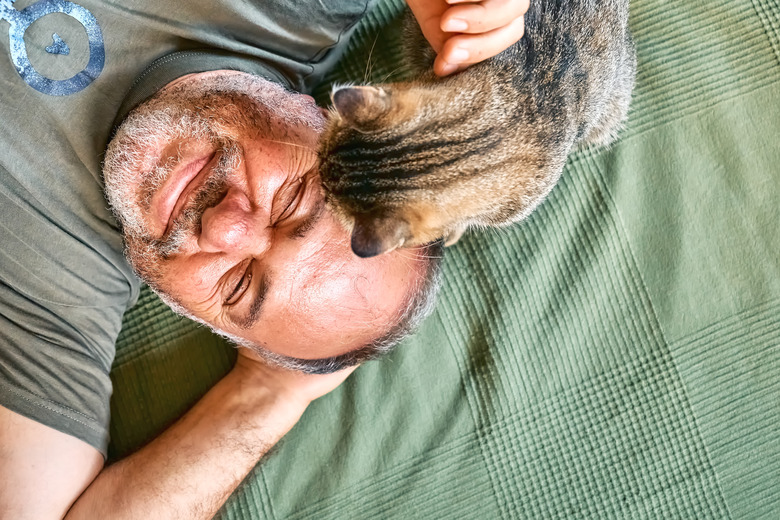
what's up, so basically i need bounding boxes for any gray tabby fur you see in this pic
[319,0,636,257]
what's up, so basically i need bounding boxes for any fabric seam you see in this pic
[750,0,780,67]
[0,379,104,433]
[582,148,736,520]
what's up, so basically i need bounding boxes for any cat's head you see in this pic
[318,83,475,258]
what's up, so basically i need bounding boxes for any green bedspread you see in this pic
[110,0,780,518]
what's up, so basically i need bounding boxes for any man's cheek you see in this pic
[163,258,220,304]
[282,270,349,326]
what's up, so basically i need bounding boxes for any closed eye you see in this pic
[272,178,305,225]
[224,261,253,306]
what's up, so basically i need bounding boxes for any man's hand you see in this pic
[406,0,530,76]
[233,347,358,409]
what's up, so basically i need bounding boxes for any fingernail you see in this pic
[449,47,470,63]
[443,18,468,32]
[440,63,458,76]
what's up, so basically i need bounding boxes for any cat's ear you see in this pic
[331,86,391,132]
[350,214,410,258]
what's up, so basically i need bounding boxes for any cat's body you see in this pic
[319,0,636,257]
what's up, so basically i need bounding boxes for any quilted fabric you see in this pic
[111,1,780,518]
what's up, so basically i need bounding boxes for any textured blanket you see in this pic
[111,0,780,518]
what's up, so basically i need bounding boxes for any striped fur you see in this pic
[319,0,636,257]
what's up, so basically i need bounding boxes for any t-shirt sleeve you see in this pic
[0,178,135,459]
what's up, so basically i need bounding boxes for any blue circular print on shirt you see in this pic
[1,0,105,96]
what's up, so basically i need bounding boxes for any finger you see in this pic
[441,0,530,35]
[434,60,469,77]
[406,0,449,53]
[435,15,525,76]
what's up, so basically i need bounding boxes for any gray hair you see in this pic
[149,241,443,374]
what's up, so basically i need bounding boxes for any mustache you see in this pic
[154,144,241,258]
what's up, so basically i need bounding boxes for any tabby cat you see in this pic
[318,0,636,258]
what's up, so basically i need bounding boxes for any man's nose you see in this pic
[198,188,272,254]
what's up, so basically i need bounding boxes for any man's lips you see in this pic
[151,152,216,236]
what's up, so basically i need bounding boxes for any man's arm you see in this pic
[0,407,103,519]
[0,352,354,519]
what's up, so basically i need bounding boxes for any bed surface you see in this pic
[111,1,780,518]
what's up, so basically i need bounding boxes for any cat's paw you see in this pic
[443,224,467,247]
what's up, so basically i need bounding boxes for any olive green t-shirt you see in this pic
[0,0,373,457]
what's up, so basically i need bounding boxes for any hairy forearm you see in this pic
[65,368,308,519]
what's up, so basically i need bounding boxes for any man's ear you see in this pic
[331,86,391,132]
[350,214,410,258]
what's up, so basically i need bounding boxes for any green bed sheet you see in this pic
[110,0,780,518]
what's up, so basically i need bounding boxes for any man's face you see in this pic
[104,72,439,370]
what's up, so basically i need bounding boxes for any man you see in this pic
[0,0,529,517]
[104,70,441,371]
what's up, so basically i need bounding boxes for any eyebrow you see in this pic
[234,271,271,330]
